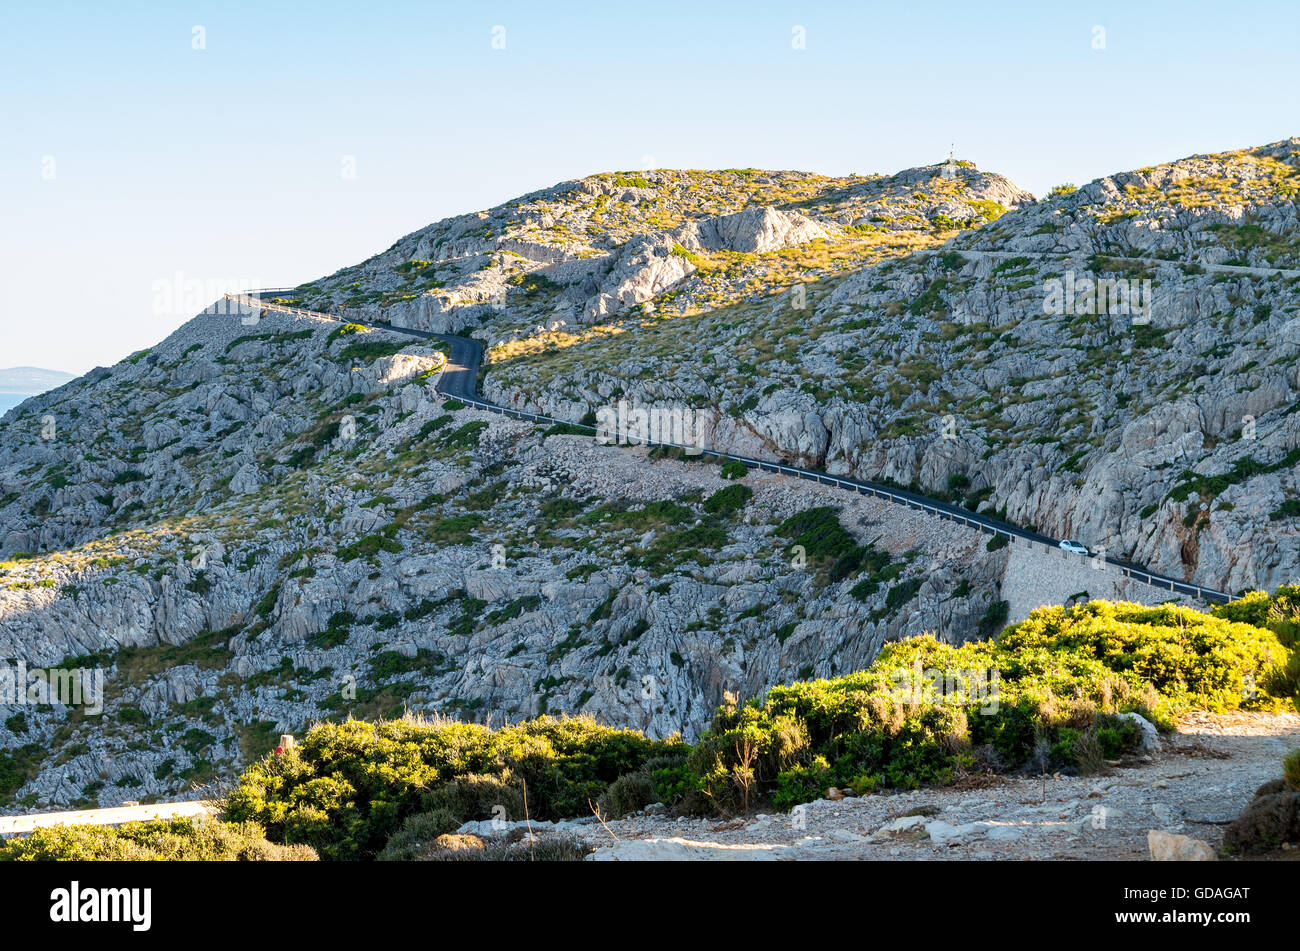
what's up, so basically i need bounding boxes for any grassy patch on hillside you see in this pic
[337,340,409,362]
[776,505,895,587]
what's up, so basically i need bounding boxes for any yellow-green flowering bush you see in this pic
[0,818,313,861]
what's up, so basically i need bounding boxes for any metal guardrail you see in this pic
[224,292,342,325]
[226,290,1235,605]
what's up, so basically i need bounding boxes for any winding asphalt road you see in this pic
[227,291,1235,604]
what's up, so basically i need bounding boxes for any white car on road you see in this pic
[1058,539,1089,556]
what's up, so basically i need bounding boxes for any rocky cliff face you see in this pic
[485,141,1300,594]
[0,291,1028,810]
[2,144,1287,813]
[269,164,1033,337]
[1,297,1061,809]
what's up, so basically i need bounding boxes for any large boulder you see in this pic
[583,234,695,322]
[676,206,828,254]
[1147,829,1216,861]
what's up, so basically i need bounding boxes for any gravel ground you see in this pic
[461,711,1300,860]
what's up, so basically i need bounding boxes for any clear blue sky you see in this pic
[2,1,1297,374]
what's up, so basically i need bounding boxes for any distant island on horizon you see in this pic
[0,366,76,414]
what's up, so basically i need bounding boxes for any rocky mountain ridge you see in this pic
[483,141,1300,594]
[2,143,1293,812]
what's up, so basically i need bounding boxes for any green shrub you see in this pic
[1217,585,1300,648]
[408,831,591,862]
[774,506,899,590]
[909,277,947,316]
[1284,749,1300,791]
[0,818,315,861]
[540,498,585,522]
[849,576,880,601]
[414,415,453,440]
[222,715,684,860]
[597,770,656,818]
[224,599,1292,850]
[776,506,860,563]
[1281,651,1300,708]
[338,524,403,561]
[376,810,462,860]
[439,421,488,450]
[885,577,924,611]
[1213,589,1273,627]
[702,483,752,515]
[0,743,44,802]
[997,600,1287,716]
[581,499,693,530]
[680,600,1290,812]
[977,599,1010,637]
[421,514,483,546]
[720,460,748,480]
[337,340,408,362]
[328,323,369,343]
[771,756,834,810]
[543,422,594,438]
[1166,451,1300,506]
[506,272,560,298]
[633,520,728,570]
[1270,499,1300,521]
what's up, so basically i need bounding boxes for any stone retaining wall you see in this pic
[1000,534,1198,621]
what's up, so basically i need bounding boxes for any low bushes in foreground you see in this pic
[216,595,1293,859]
[221,715,686,860]
[0,818,314,861]
[682,599,1289,812]
[1212,583,1300,705]
[380,827,592,862]
[1286,748,1300,791]
[11,591,1292,861]
[1223,749,1300,855]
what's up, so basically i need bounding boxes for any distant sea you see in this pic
[0,393,29,414]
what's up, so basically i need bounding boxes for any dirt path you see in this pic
[571,711,1300,860]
